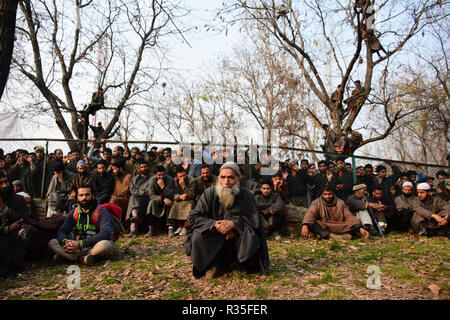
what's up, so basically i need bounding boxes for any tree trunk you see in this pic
[0,0,19,100]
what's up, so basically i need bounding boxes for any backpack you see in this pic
[73,203,125,240]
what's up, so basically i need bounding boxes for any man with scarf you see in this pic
[125,160,153,238]
[255,178,285,240]
[193,164,217,202]
[330,158,354,201]
[109,160,131,226]
[90,160,115,204]
[185,162,270,279]
[145,165,174,237]
[68,160,92,207]
[48,185,115,265]
[0,172,29,278]
[393,181,416,232]
[301,186,369,240]
[410,183,450,237]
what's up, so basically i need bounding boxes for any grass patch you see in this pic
[38,291,59,299]
[307,272,339,286]
[352,279,367,288]
[128,238,157,247]
[328,241,343,251]
[318,287,351,300]
[102,275,121,285]
[252,286,271,299]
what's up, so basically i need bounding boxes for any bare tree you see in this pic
[219,0,448,156]
[148,74,244,145]
[0,0,19,100]
[9,0,189,150]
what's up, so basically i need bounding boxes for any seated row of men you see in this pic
[1,158,449,279]
[301,181,450,241]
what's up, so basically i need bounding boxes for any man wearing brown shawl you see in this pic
[168,167,195,237]
[301,187,369,240]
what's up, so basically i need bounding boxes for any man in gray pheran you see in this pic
[184,162,270,279]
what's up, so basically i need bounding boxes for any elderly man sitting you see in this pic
[345,183,381,235]
[393,181,416,232]
[411,183,450,237]
[185,162,270,279]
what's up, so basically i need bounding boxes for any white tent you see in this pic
[0,112,23,138]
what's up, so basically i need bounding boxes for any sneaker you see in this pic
[329,233,352,240]
[272,231,281,240]
[82,254,97,266]
[168,226,175,238]
[145,227,154,238]
[174,227,183,235]
[180,227,188,236]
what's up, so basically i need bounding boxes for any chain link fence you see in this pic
[1,138,448,222]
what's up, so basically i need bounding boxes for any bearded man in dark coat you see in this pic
[393,181,416,232]
[184,162,270,279]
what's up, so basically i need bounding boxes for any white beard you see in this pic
[216,182,240,208]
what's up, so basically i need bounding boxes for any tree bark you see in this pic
[0,0,19,100]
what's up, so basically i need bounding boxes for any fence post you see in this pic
[352,155,357,184]
[40,140,49,199]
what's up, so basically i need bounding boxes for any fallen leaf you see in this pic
[427,284,440,296]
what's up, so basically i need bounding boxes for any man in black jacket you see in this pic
[372,161,402,203]
[331,158,354,201]
[91,160,114,204]
[286,161,311,207]
[48,185,116,266]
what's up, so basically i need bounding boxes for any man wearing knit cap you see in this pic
[68,160,92,204]
[345,183,380,235]
[185,161,270,279]
[410,182,450,236]
[393,181,416,232]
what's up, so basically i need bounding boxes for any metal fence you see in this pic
[0,138,448,207]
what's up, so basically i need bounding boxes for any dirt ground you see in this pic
[1,232,449,300]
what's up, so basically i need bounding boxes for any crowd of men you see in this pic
[0,143,449,279]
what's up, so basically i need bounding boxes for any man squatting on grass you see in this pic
[184,162,270,279]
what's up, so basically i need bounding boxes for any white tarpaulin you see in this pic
[0,112,23,138]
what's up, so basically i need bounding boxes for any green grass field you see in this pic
[1,233,448,300]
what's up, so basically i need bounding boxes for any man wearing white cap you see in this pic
[410,182,450,236]
[393,181,416,232]
[185,161,270,279]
